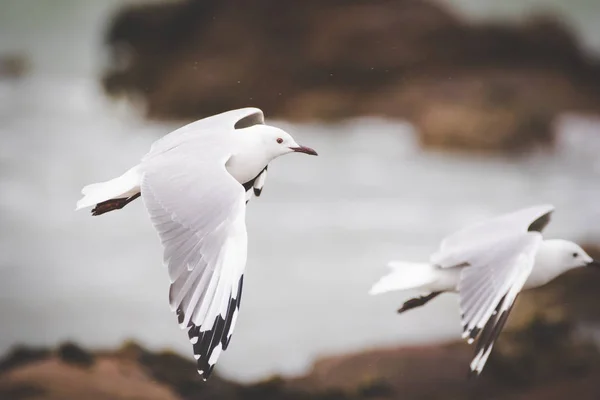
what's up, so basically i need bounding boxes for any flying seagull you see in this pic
[76,107,317,380]
[369,204,599,376]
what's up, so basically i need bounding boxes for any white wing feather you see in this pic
[431,204,553,266]
[140,141,247,380]
[143,108,264,162]
[457,232,541,340]
[465,233,539,376]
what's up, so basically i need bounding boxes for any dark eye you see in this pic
[276,138,283,144]
[573,252,578,258]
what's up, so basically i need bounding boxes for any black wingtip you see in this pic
[469,326,481,340]
[467,367,480,380]
[206,365,215,379]
[177,307,185,325]
[184,275,245,380]
[197,364,216,381]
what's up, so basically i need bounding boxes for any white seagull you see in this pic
[369,204,599,376]
[76,107,317,380]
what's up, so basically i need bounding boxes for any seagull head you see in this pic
[547,240,598,270]
[246,125,318,160]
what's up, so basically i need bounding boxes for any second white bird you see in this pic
[369,204,599,376]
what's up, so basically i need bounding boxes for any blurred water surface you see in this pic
[1,0,600,382]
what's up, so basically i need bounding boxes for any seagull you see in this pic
[76,107,317,380]
[369,204,599,376]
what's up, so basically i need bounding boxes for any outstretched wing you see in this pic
[143,107,264,162]
[140,143,247,380]
[458,232,542,376]
[431,204,553,265]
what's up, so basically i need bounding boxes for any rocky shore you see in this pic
[2,254,600,400]
[1,322,600,400]
[102,0,600,153]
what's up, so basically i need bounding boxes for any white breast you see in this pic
[523,262,562,289]
[523,245,569,290]
[225,151,269,185]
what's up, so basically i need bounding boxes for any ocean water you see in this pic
[1,0,600,383]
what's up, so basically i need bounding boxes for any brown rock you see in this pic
[0,357,179,400]
[102,0,600,153]
[0,54,29,80]
[2,330,600,400]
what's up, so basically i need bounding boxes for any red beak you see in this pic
[290,145,318,156]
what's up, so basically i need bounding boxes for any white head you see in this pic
[538,239,598,273]
[241,124,318,160]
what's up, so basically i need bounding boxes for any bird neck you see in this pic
[226,147,271,185]
[528,240,577,288]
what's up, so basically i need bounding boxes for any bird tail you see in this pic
[369,261,436,295]
[76,165,142,215]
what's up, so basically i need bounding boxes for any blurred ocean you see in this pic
[1,0,600,382]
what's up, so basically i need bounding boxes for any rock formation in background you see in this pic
[102,0,600,153]
[1,251,598,399]
[2,335,600,400]
[0,54,29,80]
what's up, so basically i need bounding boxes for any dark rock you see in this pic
[286,320,600,400]
[57,342,95,368]
[0,346,50,373]
[0,383,45,400]
[102,0,600,153]
[0,54,29,80]
[356,379,395,398]
[0,331,600,399]
[138,348,238,400]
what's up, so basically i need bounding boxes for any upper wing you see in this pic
[457,232,542,376]
[140,144,247,380]
[143,107,264,162]
[431,204,553,267]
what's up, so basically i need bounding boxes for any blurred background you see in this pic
[1,0,600,399]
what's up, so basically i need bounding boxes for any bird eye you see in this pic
[573,252,578,258]
[276,138,283,144]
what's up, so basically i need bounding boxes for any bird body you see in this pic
[76,107,317,380]
[370,204,599,376]
[373,238,592,296]
[76,109,316,214]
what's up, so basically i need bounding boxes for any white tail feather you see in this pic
[76,165,141,210]
[369,261,435,295]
